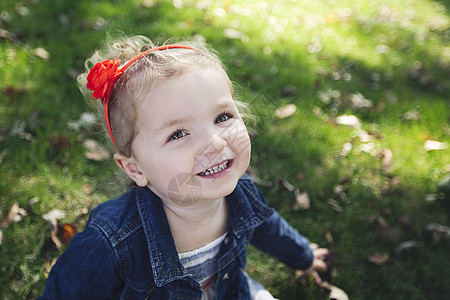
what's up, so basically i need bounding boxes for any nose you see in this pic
[198,130,227,156]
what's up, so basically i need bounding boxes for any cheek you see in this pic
[228,122,251,157]
[152,151,194,180]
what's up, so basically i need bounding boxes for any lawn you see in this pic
[0,0,449,299]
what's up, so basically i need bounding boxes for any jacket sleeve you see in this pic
[38,224,123,300]
[250,188,314,271]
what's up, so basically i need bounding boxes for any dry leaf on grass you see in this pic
[43,209,67,250]
[350,93,373,109]
[34,47,50,59]
[339,142,352,156]
[83,139,110,161]
[274,104,297,119]
[395,241,417,255]
[327,199,343,213]
[424,140,448,152]
[357,129,372,142]
[57,223,77,245]
[42,209,66,222]
[336,114,361,129]
[368,252,389,266]
[321,281,349,300]
[1,203,28,227]
[368,252,389,265]
[378,148,393,172]
[323,229,334,245]
[293,190,310,211]
[279,178,295,192]
[424,223,450,247]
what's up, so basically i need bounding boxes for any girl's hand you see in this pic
[299,243,329,285]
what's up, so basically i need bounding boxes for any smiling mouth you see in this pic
[197,160,232,176]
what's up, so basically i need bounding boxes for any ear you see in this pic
[113,152,149,187]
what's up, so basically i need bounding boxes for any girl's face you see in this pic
[124,68,251,207]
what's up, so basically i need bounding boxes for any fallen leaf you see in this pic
[0,28,16,41]
[5,203,28,225]
[327,199,343,212]
[367,215,389,231]
[424,223,450,247]
[333,185,347,200]
[424,194,438,203]
[293,189,310,211]
[34,47,50,59]
[42,209,66,222]
[358,143,376,156]
[339,142,352,156]
[321,281,349,300]
[57,223,77,245]
[82,184,93,195]
[336,114,361,129]
[275,103,297,119]
[83,139,110,161]
[319,89,341,104]
[49,221,62,248]
[279,178,295,192]
[323,229,334,244]
[357,130,372,142]
[378,148,393,172]
[43,210,65,250]
[368,252,389,265]
[424,140,448,152]
[27,197,39,214]
[350,93,373,109]
[67,112,97,131]
[395,241,417,255]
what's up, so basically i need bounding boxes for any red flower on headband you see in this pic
[86,59,122,103]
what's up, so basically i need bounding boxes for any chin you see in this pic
[203,175,242,200]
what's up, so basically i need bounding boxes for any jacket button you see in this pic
[222,273,229,280]
[224,237,229,245]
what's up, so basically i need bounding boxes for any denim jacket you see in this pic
[39,174,313,299]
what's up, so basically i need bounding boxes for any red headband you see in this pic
[86,44,202,150]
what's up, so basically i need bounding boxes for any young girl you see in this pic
[39,35,328,299]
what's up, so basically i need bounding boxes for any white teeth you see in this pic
[199,161,229,176]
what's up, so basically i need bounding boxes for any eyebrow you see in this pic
[215,102,234,112]
[154,100,235,133]
[155,116,195,133]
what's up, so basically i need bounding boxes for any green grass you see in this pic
[1,0,449,299]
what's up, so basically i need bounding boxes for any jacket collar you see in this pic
[135,174,274,287]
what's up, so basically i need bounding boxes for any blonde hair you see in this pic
[78,35,231,156]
